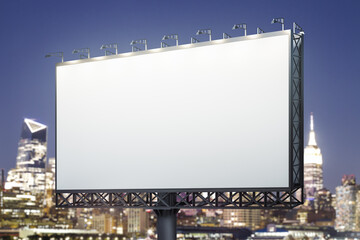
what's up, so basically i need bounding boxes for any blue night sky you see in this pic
[0,0,359,193]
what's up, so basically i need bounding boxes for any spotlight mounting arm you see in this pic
[257,27,265,34]
[100,43,118,56]
[271,17,285,31]
[162,34,179,46]
[196,29,212,41]
[45,52,64,63]
[72,48,90,59]
[223,33,231,39]
[232,23,247,36]
[293,22,304,35]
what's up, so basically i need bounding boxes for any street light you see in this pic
[162,34,179,46]
[293,22,304,35]
[130,39,147,52]
[232,23,247,36]
[72,48,90,59]
[223,33,231,39]
[271,17,285,31]
[100,43,118,56]
[45,52,64,62]
[196,29,212,41]
[257,27,265,34]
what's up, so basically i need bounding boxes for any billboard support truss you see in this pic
[56,188,303,209]
[56,32,304,210]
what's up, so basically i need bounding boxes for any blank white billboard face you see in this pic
[56,31,291,191]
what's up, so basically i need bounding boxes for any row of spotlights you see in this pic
[45,19,303,62]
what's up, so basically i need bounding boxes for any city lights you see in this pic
[4,12,360,239]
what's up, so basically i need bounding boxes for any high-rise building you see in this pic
[5,118,47,194]
[221,209,261,230]
[356,190,360,231]
[304,113,323,202]
[315,188,332,213]
[335,175,357,231]
[314,188,335,226]
[127,208,149,235]
[44,158,56,214]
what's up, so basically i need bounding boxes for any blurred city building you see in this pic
[5,118,47,195]
[335,174,358,231]
[198,209,221,227]
[127,208,149,236]
[251,224,336,240]
[0,114,357,238]
[0,119,74,229]
[221,209,261,230]
[304,113,324,206]
[314,188,335,226]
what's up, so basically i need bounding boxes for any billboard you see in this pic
[56,30,294,192]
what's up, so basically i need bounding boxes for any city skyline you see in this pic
[1,0,360,193]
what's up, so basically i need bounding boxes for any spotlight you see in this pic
[72,48,90,59]
[130,39,148,51]
[45,52,64,62]
[232,23,247,36]
[271,17,285,31]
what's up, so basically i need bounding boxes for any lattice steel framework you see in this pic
[56,32,304,209]
[290,31,304,191]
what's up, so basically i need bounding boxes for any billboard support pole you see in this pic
[154,193,179,240]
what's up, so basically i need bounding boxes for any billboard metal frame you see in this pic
[56,31,304,209]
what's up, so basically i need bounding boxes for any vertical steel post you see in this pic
[154,193,179,240]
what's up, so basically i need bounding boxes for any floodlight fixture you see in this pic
[100,43,118,56]
[293,22,304,35]
[162,34,179,46]
[130,39,147,51]
[45,52,64,63]
[232,23,247,36]
[257,27,265,34]
[271,17,285,31]
[196,29,212,41]
[72,48,90,59]
[191,37,200,44]
[223,33,231,39]
[160,42,169,48]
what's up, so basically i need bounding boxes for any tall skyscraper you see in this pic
[335,175,357,231]
[5,118,47,194]
[304,113,323,201]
